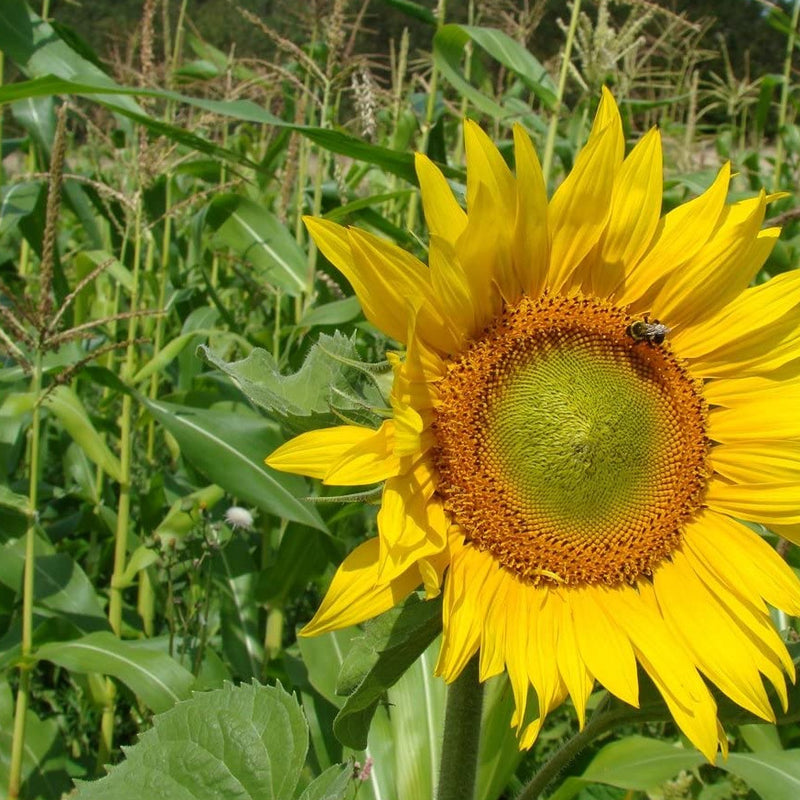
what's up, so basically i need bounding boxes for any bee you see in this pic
[627,317,670,345]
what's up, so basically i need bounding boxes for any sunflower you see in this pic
[267,89,800,759]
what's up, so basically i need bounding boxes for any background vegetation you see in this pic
[2,0,800,798]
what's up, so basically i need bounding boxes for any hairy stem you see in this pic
[516,698,628,800]
[436,656,484,800]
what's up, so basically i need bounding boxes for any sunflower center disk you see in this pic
[432,293,709,586]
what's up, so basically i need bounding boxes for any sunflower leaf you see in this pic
[71,682,310,800]
[198,334,386,431]
[332,593,442,749]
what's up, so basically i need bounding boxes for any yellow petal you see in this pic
[553,591,594,729]
[415,152,467,244]
[266,425,379,479]
[653,193,768,327]
[601,583,720,760]
[708,380,800,441]
[615,163,731,307]
[710,441,800,484]
[674,268,800,359]
[512,123,549,298]
[547,110,621,291]
[300,538,421,636]
[686,511,800,616]
[654,550,775,721]
[347,228,457,352]
[454,182,505,330]
[571,585,639,708]
[429,234,477,343]
[323,420,403,485]
[478,567,512,682]
[504,582,534,733]
[305,217,412,345]
[464,119,516,222]
[592,127,663,298]
[377,462,447,583]
[436,540,492,681]
[706,479,800,524]
[684,511,800,616]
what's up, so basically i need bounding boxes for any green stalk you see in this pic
[515,699,629,800]
[305,76,332,293]
[452,0,475,167]
[772,0,800,192]
[436,657,484,800]
[542,0,582,185]
[7,350,44,800]
[406,0,447,234]
[101,204,147,762]
[0,50,5,187]
[146,176,172,465]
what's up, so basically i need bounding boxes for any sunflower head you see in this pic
[267,89,800,760]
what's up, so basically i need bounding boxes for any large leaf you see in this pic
[547,737,706,800]
[332,594,443,749]
[199,332,388,427]
[36,631,194,713]
[72,682,310,800]
[297,765,352,800]
[44,386,123,481]
[0,539,108,633]
[205,194,310,296]
[433,24,557,121]
[722,751,800,800]
[141,399,326,531]
[0,0,143,115]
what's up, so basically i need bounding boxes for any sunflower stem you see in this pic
[436,656,484,800]
[516,697,626,800]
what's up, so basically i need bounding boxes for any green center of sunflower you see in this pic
[432,292,709,586]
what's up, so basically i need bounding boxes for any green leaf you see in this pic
[215,538,264,680]
[434,24,557,122]
[44,386,123,482]
[130,330,216,384]
[379,0,436,25]
[257,525,340,605]
[199,332,385,424]
[0,679,70,797]
[297,765,353,800]
[298,629,357,710]
[0,485,29,514]
[205,194,310,296]
[476,675,524,800]
[738,723,783,753]
[298,297,362,328]
[36,631,194,713]
[0,540,108,633]
[114,545,160,590]
[721,751,800,800]
[140,399,326,531]
[72,682,309,800]
[0,1,144,116]
[0,181,43,237]
[547,737,705,800]
[333,594,443,749]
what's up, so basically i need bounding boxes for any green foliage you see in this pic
[1,0,800,798]
[72,682,352,800]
